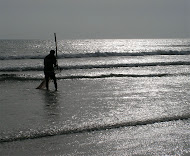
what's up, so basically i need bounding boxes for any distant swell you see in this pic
[61,61,190,70]
[1,50,190,60]
[0,114,189,143]
[0,55,44,60]
[63,73,190,79]
[58,51,190,58]
[1,61,190,72]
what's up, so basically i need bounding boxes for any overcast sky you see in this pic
[0,0,190,39]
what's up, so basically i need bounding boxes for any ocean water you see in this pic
[0,39,190,155]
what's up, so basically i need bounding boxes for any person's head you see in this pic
[50,50,55,55]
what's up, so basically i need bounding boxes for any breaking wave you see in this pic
[1,61,190,72]
[1,50,190,60]
[0,114,189,143]
[0,72,189,81]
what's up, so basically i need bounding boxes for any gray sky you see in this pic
[0,0,190,39]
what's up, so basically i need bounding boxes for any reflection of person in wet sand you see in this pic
[44,50,58,91]
[43,91,60,123]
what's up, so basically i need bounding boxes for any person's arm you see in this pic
[53,56,58,68]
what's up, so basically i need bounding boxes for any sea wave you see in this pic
[1,61,190,72]
[0,55,45,60]
[0,72,189,81]
[0,114,189,143]
[0,50,190,60]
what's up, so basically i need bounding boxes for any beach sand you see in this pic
[0,76,190,155]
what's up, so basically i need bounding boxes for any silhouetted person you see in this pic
[44,50,57,91]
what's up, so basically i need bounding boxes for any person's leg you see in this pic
[54,80,57,91]
[45,73,49,90]
[53,77,57,91]
[50,73,57,91]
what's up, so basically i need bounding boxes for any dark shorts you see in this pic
[44,71,56,80]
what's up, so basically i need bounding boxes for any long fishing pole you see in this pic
[54,33,58,58]
[54,33,59,69]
